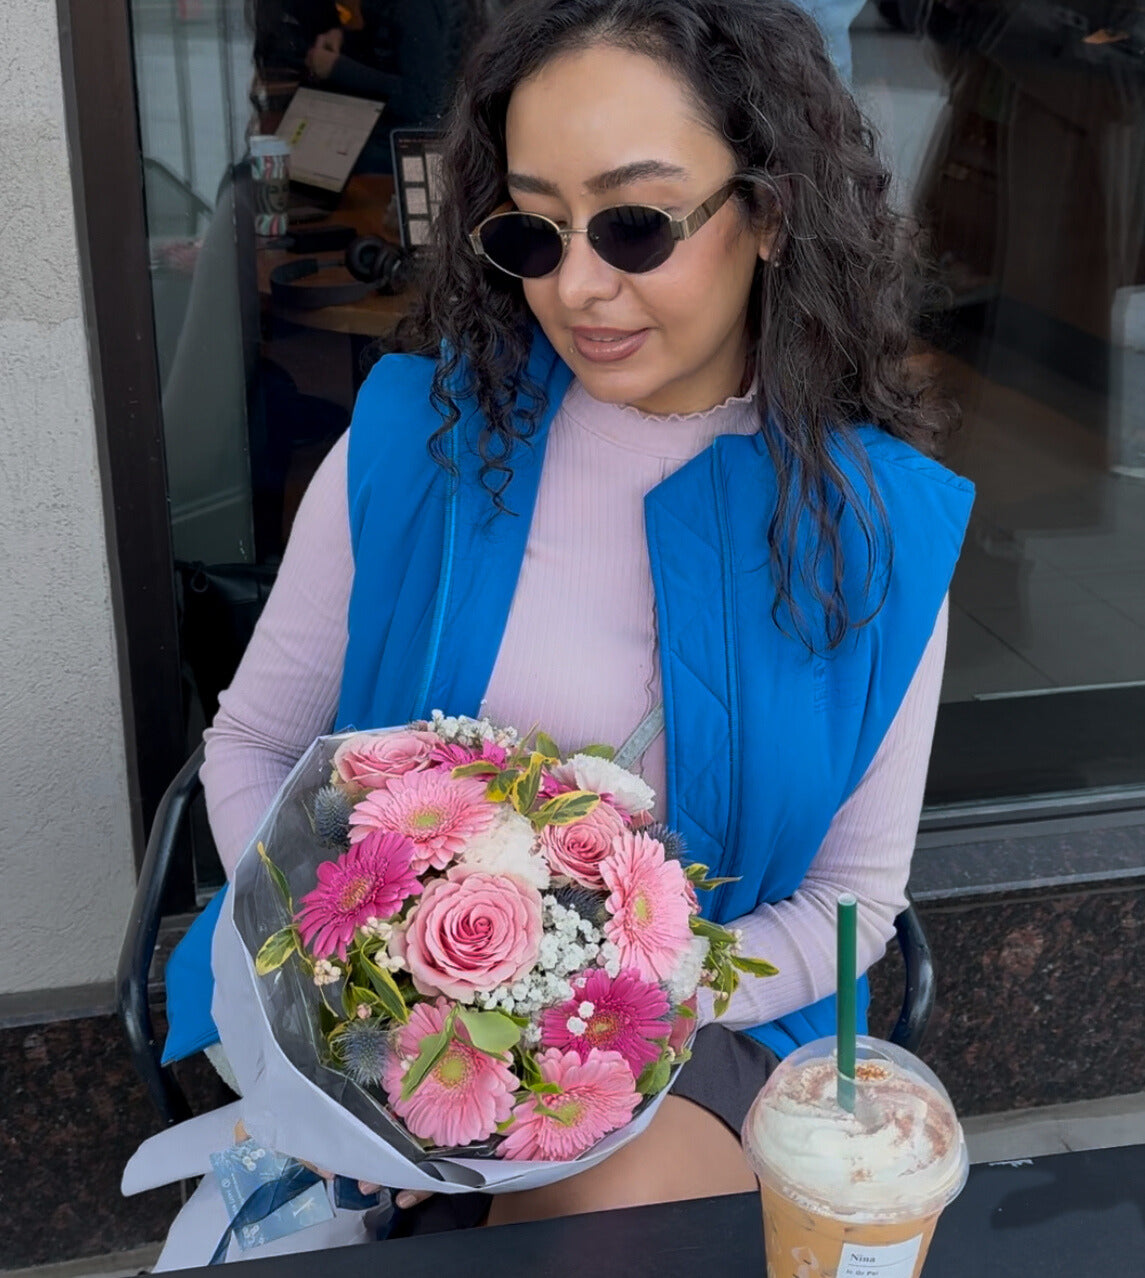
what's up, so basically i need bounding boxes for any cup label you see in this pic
[837,1235,923,1277]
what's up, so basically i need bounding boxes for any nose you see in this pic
[556,230,622,311]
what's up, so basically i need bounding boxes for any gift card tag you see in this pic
[210,1139,334,1250]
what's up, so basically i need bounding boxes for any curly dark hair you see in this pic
[400,0,953,650]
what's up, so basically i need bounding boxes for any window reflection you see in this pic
[856,1,1145,800]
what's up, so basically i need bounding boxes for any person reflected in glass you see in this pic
[200,0,971,1241]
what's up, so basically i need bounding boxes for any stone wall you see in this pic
[0,0,137,997]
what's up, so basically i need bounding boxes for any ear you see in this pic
[751,184,783,263]
[757,225,779,264]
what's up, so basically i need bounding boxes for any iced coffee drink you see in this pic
[742,1036,967,1278]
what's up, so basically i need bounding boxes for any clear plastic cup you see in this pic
[742,1035,968,1278]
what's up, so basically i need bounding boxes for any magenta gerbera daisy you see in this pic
[294,830,421,960]
[539,968,671,1075]
[348,770,496,874]
[599,832,694,982]
[430,740,508,771]
[382,999,517,1147]
[498,1048,640,1161]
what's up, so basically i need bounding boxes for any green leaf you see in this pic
[731,955,780,977]
[517,1050,544,1089]
[361,954,410,1023]
[401,1009,456,1101]
[526,1080,563,1096]
[456,1007,520,1057]
[486,768,521,802]
[635,1055,672,1096]
[532,790,600,828]
[342,983,382,1020]
[683,863,740,891]
[451,760,501,779]
[318,1001,338,1037]
[578,743,616,760]
[513,754,544,815]
[690,916,738,944]
[257,842,293,912]
[535,732,561,761]
[255,925,298,975]
[675,1002,696,1018]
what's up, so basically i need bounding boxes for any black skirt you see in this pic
[388,1024,777,1238]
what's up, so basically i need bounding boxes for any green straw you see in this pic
[836,893,857,1113]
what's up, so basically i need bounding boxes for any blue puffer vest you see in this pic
[338,330,974,1058]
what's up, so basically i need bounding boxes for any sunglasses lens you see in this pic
[478,213,563,278]
[589,205,674,273]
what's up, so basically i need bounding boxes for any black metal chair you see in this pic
[117,742,937,1127]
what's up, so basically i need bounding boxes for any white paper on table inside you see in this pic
[208,730,681,1196]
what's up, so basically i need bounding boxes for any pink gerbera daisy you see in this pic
[382,999,517,1148]
[599,832,694,982]
[430,740,508,771]
[294,830,421,960]
[498,1048,640,1161]
[348,770,496,874]
[539,968,671,1075]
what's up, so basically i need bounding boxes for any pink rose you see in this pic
[333,730,439,788]
[540,801,628,888]
[393,865,543,1001]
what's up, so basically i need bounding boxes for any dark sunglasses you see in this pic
[469,180,737,279]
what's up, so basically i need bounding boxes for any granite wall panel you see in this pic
[0,1012,232,1271]
[869,885,1145,1116]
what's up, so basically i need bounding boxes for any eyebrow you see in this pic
[506,159,690,198]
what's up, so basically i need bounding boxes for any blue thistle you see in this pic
[313,784,352,846]
[551,882,609,926]
[333,1021,391,1087]
[644,822,689,863]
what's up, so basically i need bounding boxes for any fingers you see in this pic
[395,1189,434,1210]
[358,1181,383,1195]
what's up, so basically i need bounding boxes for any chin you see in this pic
[569,360,666,409]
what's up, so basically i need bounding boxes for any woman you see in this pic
[201,0,971,1234]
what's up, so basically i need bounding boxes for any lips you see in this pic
[570,327,649,364]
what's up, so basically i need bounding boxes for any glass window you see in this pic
[855,2,1145,808]
[127,0,1145,871]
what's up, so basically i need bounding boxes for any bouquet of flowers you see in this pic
[211,714,776,1193]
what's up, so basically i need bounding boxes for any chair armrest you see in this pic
[116,741,206,1125]
[889,895,935,1054]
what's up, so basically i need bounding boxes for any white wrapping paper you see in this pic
[123,729,684,1253]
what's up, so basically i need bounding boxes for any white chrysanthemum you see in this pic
[551,754,656,815]
[666,936,711,1004]
[458,807,550,889]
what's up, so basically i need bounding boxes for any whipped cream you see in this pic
[744,1045,966,1219]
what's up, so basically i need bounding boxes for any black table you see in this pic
[927,1143,1145,1275]
[181,1143,1145,1276]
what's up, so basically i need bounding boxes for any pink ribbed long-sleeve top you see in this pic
[202,378,947,1031]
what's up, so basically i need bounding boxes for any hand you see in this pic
[395,1189,435,1210]
[305,41,340,80]
[315,26,343,55]
[234,1120,387,1200]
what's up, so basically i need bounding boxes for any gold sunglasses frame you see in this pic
[468,180,738,279]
